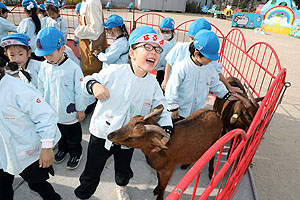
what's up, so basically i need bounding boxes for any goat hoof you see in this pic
[153,186,160,196]
[180,164,190,169]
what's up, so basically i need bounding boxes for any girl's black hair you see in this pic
[189,42,204,58]
[25,7,41,35]
[45,5,59,14]
[118,24,129,40]
[37,7,47,16]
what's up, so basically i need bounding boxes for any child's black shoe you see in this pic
[67,155,81,169]
[55,151,67,163]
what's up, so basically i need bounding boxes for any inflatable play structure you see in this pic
[232,0,300,38]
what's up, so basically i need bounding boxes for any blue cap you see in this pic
[193,30,219,61]
[35,27,64,56]
[1,33,30,48]
[103,15,124,29]
[22,0,38,10]
[75,3,81,13]
[44,0,59,8]
[0,2,9,11]
[187,18,211,36]
[160,17,175,30]
[129,26,164,46]
[38,3,46,11]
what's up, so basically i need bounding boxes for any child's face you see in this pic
[0,12,8,19]
[6,45,31,68]
[47,10,59,20]
[195,52,212,65]
[130,42,161,72]
[44,46,65,64]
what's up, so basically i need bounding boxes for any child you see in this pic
[44,0,68,43]
[0,2,17,62]
[74,2,81,49]
[156,17,176,85]
[35,27,87,169]
[0,58,62,200]
[93,14,129,69]
[37,4,48,28]
[18,0,41,52]
[1,33,42,88]
[162,18,242,94]
[74,26,173,200]
[165,30,236,120]
[0,2,17,41]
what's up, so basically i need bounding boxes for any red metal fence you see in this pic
[8,8,288,200]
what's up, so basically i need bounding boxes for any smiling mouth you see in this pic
[146,58,155,65]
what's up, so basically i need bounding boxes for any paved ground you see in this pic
[7,8,300,200]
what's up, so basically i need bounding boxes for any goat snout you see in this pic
[107,132,115,140]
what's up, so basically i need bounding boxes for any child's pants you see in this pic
[57,122,83,157]
[74,135,134,199]
[0,160,61,200]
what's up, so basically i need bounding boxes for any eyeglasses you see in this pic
[134,43,163,54]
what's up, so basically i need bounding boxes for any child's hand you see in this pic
[39,149,54,168]
[161,80,167,91]
[92,83,110,100]
[77,111,86,122]
[171,110,179,119]
[151,136,170,153]
[93,49,100,57]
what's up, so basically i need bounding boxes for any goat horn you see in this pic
[144,125,170,139]
[143,107,164,121]
[151,137,168,150]
[231,93,252,108]
[247,89,259,108]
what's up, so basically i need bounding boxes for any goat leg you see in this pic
[209,156,215,179]
[153,167,175,200]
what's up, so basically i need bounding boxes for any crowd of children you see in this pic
[0,2,241,199]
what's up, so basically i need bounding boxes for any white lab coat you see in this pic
[0,74,61,175]
[82,63,173,149]
[165,57,228,118]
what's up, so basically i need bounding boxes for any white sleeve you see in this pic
[3,19,17,32]
[165,63,184,110]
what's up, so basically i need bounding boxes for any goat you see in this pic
[214,77,264,134]
[107,105,222,200]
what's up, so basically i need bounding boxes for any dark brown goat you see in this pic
[214,77,264,134]
[107,105,222,200]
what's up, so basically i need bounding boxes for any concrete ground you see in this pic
[7,8,300,200]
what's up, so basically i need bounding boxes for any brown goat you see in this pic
[107,105,222,200]
[214,77,264,134]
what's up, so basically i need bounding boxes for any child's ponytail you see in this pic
[25,7,41,34]
[121,24,129,40]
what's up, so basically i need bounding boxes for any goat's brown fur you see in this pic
[214,77,264,134]
[108,105,222,200]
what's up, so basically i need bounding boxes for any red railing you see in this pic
[8,10,288,200]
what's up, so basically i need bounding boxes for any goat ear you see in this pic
[230,113,239,124]
[143,104,164,121]
[255,97,264,103]
[151,137,168,150]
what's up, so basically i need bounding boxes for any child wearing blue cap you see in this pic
[35,27,87,170]
[75,26,173,200]
[162,18,242,94]
[44,0,68,43]
[165,30,237,121]
[93,14,129,69]
[0,58,62,200]
[155,17,177,85]
[0,2,17,63]
[0,2,17,41]
[18,0,41,53]
[1,33,42,88]
[37,4,48,28]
